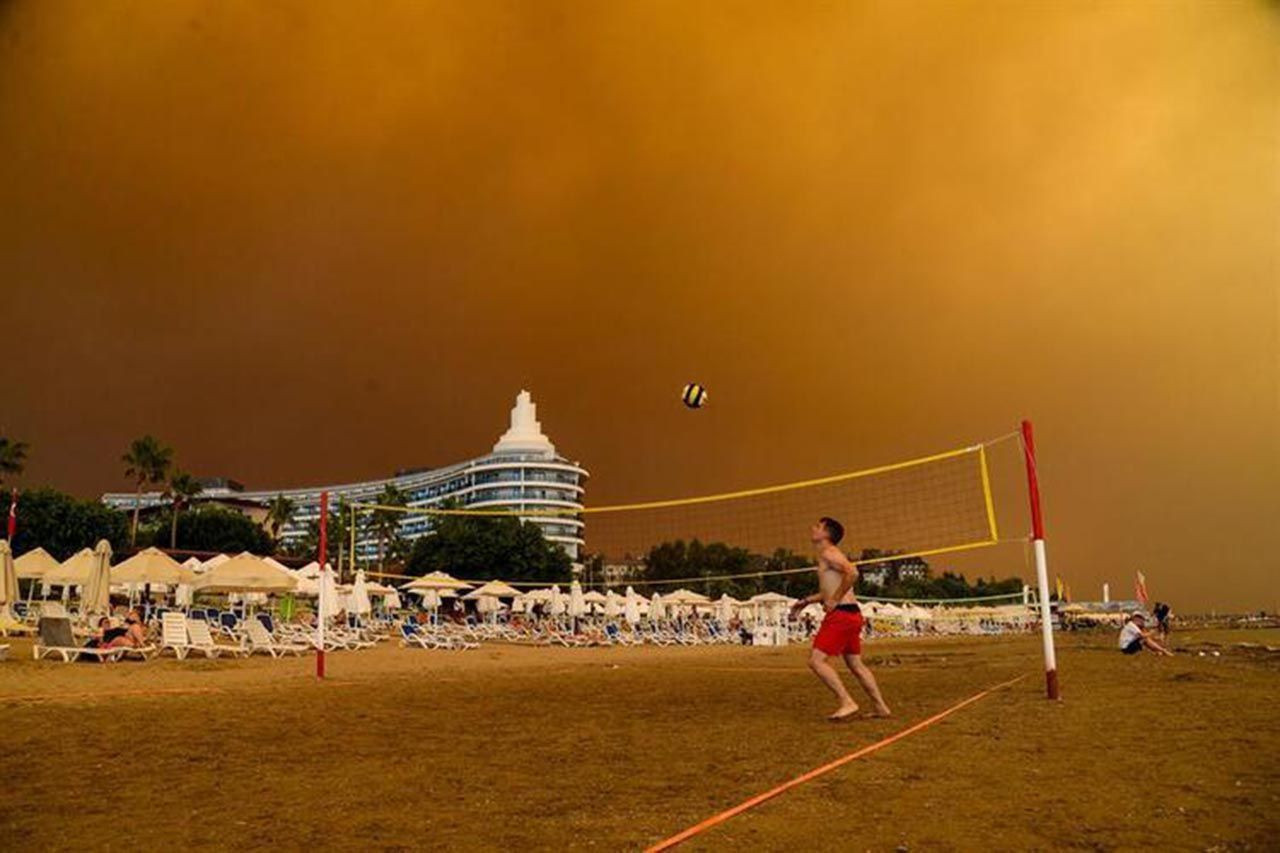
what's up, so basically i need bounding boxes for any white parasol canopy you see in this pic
[194,552,297,594]
[44,548,95,586]
[13,546,60,580]
[111,547,184,585]
[464,579,522,599]
[403,572,474,592]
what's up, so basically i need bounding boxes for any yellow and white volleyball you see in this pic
[681,383,708,409]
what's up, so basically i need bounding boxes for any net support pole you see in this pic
[317,490,328,680]
[1021,420,1059,699]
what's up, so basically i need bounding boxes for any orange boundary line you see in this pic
[644,673,1029,852]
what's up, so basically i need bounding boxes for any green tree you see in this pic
[406,512,571,583]
[169,505,273,555]
[372,484,407,569]
[161,470,203,549]
[121,435,173,546]
[1,487,128,560]
[0,436,29,486]
[265,493,297,546]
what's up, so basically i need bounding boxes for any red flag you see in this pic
[6,488,15,541]
[1135,570,1149,607]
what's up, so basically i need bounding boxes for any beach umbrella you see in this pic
[568,580,587,618]
[604,591,622,619]
[319,567,342,620]
[463,580,523,599]
[200,552,230,572]
[383,589,402,610]
[403,572,473,592]
[716,594,740,624]
[664,589,711,607]
[511,594,528,613]
[417,588,441,610]
[80,539,113,615]
[111,547,184,586]
[14,546,59,581]
[650,592,665,621]
[0,540,18,620]
[194,552,297,594]
[624,586,641,626]
[351,570,373,616]
[583,590,607,605]
[43,548,95,587]
[548,585,566,616]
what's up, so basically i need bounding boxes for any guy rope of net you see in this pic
[351,433,1022,589]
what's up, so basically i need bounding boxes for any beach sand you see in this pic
[1,627,1276,850]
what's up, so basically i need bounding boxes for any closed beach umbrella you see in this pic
[0,540,18,619]
[383,589,402,610]
[14,546,60,581]
[417,588,441,610]
[548,585,566,616]
[80,539,113,615]
[716,595,739,624]
[568,580,586,618]
[604,591,622,619]
[650,593,665,621]
[319,568,342,620]
[351,570,373,616]
[624,586,641,626]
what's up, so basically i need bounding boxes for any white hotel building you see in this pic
[103,391,588,560]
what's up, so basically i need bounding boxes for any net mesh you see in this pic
[354,443,1002,573]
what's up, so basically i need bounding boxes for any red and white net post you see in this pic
[316,490,328,679]
[1021,420,1059,700]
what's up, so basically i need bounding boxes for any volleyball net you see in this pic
[350,434,1023,590]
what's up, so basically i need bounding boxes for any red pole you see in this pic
[1021,420,1059,699]
[317,490,328,680]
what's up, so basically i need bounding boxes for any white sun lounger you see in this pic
[159,612,193,660]
[245,619,308,657]
[186,616,249,658]
[32,617,126,663]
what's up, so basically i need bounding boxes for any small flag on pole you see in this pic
[6,488,15,541]
[1135,571,1150,606]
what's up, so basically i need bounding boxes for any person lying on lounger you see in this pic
[99,609,147,649]
[85,616,127,649]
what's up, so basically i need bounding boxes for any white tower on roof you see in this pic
[493,390,556,457]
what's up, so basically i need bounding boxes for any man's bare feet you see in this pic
[828,703,859,722]
[868,704,892,718]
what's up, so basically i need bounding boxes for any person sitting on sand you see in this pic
[1118,612,1172,656]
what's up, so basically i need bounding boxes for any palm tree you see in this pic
[372,484,407,569]
[0,436,29,485]
[122,435,173,546]
[265,494,297,549]
[162,470,203,549]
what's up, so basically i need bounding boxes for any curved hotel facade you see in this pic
[103,391,588,560]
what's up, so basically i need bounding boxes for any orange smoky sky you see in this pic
[1,1,1276,610]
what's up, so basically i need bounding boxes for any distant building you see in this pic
[103,391,588,560]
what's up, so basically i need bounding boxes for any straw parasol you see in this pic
[0,540,18,619]
[14,546,59,580]
[193,552,297,594]
[80,539,113,615]
[112,547,184,586]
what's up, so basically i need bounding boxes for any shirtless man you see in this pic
[789,517,892,721]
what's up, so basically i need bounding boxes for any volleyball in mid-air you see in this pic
[681,382,707,409]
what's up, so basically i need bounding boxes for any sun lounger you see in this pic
[33,617,126,662]
[186,616,248,658]
[245,619,309,657]
[159,612,192,659]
